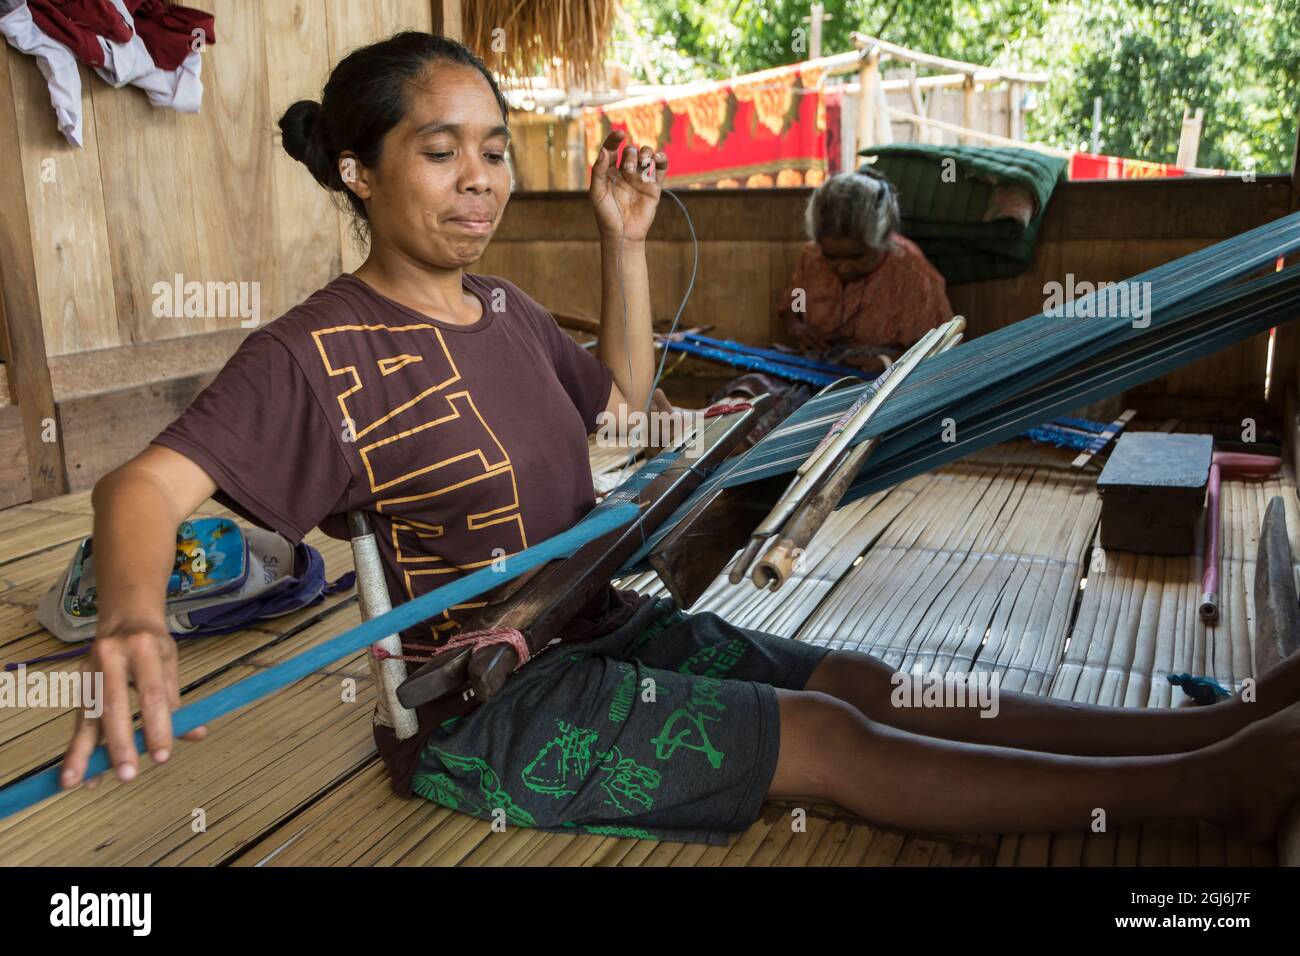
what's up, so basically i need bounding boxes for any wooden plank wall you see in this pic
[1,0,431,362]
[0,0,432,503]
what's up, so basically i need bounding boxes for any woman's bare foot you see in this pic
[1208,697,1300,846]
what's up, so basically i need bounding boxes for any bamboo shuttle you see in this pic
[754,319,967,590]
[755,436,881,589]
[734,317,964,587]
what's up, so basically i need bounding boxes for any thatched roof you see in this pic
[464,0,617,90]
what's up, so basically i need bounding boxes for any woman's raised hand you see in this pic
[589,130,668,243]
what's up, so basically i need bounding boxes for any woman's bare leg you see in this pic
[769,689,1300,842]
[801,649,1272,756]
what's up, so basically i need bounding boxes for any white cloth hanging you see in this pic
[97,0,203,112]
[0,0,83,146]
[94,0,152,86]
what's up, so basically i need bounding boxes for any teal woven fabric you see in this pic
[620,209,1300,572]
[859,144,1068,284]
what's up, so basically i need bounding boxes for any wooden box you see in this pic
[1096,432,1213,555]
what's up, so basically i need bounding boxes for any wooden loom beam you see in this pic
[397,396,771,709]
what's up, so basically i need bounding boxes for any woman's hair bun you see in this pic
[279,100,326,176]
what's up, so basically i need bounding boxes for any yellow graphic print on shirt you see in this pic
[312,322,527,635]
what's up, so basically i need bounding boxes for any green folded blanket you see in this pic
[858,144,1067,285]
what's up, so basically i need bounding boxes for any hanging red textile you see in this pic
[124,0,214,71]
[28,0,131,66]
[583,58,835,189]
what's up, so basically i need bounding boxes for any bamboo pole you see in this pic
[881,106,1071,157]
[855,46,880,157]
[1176,107,1204,169]
[961,75,976,145]
[907,71,926,143]
[850,31,1048,84]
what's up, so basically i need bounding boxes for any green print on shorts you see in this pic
[522,720,600,797]
[650,676,728,769]
[598,746,660,814]
[583,824,659,840]
[629,606,688,652]
[560,822,660,841]
[411,772,468,810]
[678,638,749,679]
[522,719,661,814]
[607,663,636,722]
[413,747,537,828]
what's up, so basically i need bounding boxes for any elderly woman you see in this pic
[779,165,952,361]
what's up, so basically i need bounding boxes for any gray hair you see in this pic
[804,165,900,249]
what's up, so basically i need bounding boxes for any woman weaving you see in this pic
[779,165,953,371]
[61,32,1300,847]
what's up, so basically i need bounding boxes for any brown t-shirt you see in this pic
[153,271,650,792]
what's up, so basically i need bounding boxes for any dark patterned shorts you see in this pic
[409,595,831,845]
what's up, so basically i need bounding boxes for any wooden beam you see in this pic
[907,72,927,144]
[58,371,217,492]
[1175,107,1204,169]
[961,75,976,146]
[48,327,249,402]
[0,404,31,507]
[0,42,67,500]
[550,311,601,336]
[1291,114,1299,212]
[855,47,880,157]
[1268,116,1299,415]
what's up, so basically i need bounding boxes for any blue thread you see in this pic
[1168,672,1234,705]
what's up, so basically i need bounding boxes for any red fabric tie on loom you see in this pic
[702,401,753,417]
[372,626,532,669]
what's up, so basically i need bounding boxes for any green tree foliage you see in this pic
[615,0,1297,172]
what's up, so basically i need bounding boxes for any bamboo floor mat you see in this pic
[0,439,1290,866]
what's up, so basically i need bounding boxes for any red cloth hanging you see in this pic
[28,0,132,66]
[125,0,214,72]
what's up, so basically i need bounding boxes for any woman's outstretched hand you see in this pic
[589,130,668,243]
[60,622,209,789]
